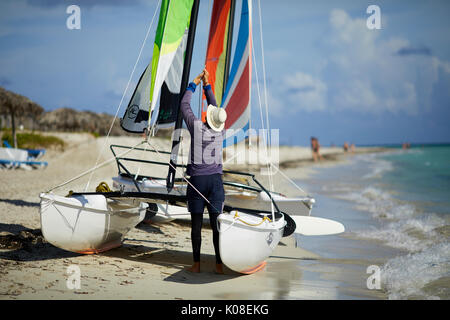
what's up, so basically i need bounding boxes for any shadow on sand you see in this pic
[102,241,243,285]
[1,220,241,285]
[0,198,40,208]
[0,222,80,261]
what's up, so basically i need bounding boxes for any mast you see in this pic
[223,0,236,94]
[166,0,200,192]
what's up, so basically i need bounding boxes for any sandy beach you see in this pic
[0,132,388,300]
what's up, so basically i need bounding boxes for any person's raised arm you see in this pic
[202,69,217,107]
[180,71,203,131]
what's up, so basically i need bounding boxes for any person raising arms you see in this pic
[179,68,227,274]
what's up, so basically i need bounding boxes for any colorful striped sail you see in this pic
[221,0,252,147]
[121,0,194,133]
[203,0,234,110]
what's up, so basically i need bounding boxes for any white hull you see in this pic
[218,211,285,274]
[39,193,147,254]
[112,176,186,196]
[147,202,191,222]
[225,189,313,216]
[112,175,313,217]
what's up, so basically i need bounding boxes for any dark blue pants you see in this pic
[187,174,224,264]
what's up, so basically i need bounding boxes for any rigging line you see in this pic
[223,148,244,166]
[251,21,274,218]
[198,0,212,119]
[47,140,146,193]
[257,0,274,184]
[269,162,310,196]
[145,138,222,214]
[256,0,275,199]
[250,29,266,141]
[198,78,202,118]
[179,129,186,178]
[134,139,150,181]
[250,3,311,204]
[256,1,310,201]
[257,0,271,140]
[251,0,274,218]
[84,0,162,192]
[250,21,266,160]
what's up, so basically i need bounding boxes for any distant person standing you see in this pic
[343,142,349,152]
[310,137,323,162]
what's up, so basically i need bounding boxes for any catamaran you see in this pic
[112,0,314,222]
[39,0,343,274]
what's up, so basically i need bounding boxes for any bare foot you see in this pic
[215,263,224,274]
[187,262,200,273]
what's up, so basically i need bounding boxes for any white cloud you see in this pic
[283,72,327,112]
[274,8,450,116]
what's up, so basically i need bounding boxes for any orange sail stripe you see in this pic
[203,0,231,109]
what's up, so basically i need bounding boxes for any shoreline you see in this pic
[0,132,391,300]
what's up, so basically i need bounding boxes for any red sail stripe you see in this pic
[225,58,250,129]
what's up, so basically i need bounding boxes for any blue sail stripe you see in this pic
[223,122,250,148]
[221,0,249,105]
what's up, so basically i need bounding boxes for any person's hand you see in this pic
[193,71,204,85]
[202,68,210,86]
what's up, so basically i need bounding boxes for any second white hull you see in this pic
[40,193,147,254]
[218,211,285,274]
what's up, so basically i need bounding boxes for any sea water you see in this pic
[296,145,450,300]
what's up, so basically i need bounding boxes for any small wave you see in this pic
[336,186,416,220]
[362,158,394,179]
[354,214,447,252]
[381,242,450,299]
[338,185,449,299]
[340,186,448,252]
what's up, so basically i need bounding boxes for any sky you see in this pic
[1,0,450,146]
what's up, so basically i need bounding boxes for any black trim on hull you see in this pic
[70,191,296,237]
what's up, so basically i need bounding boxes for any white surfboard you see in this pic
[291,216,345,236]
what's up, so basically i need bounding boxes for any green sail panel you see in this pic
[121,0,193,133]
[150,0,193,128]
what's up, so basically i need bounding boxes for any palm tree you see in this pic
[0,87,44,148]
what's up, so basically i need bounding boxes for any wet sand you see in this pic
[0,132,387,299]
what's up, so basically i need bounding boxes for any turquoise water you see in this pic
[297,145,450,299]
[380,146,450,215]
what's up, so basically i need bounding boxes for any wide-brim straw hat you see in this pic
[206,104,227,132]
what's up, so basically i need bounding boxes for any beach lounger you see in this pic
[0,146,48,169]
[3,140,46,159]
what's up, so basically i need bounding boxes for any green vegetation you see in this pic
[89,131,100,138]
[1,131,65,151]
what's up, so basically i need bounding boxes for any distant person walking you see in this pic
[310,137,323,162]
